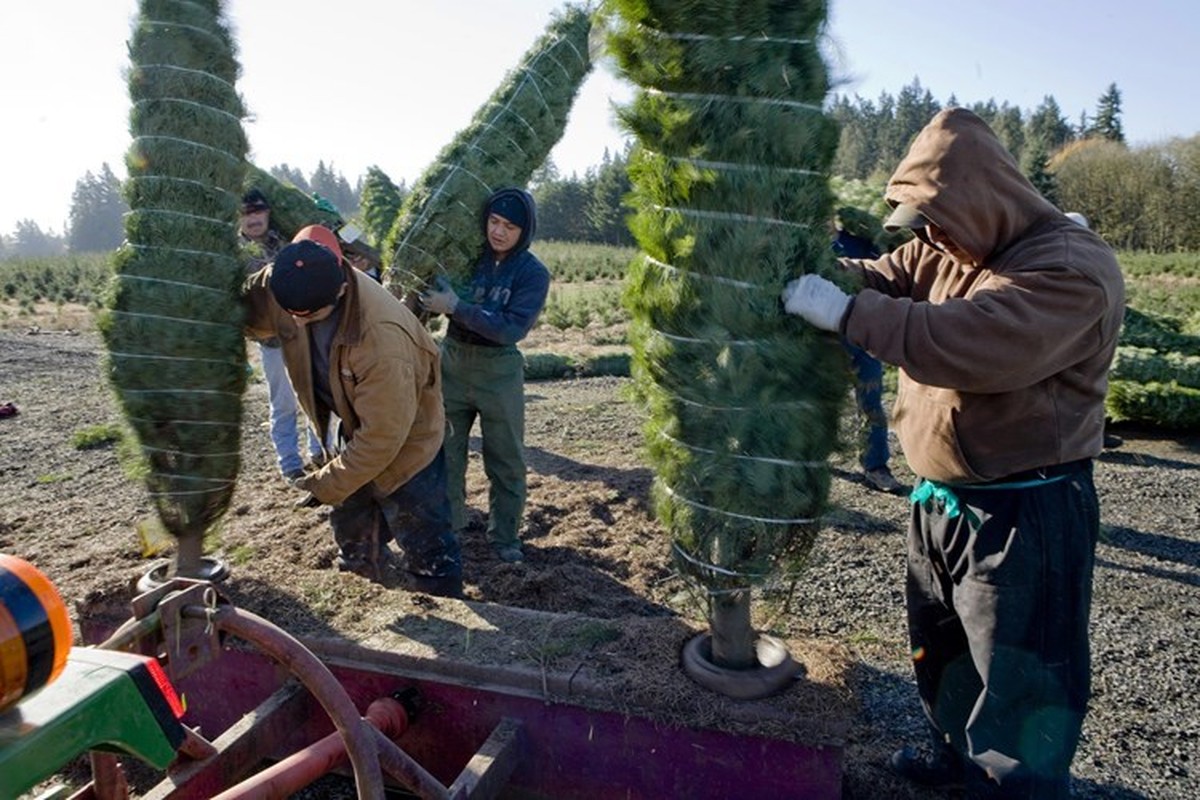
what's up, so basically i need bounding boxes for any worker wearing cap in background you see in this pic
[781,109,1124,797]
[244,225,462,597]
[419,188,550,564]
[238,189,323,481]
[830,207,906,496]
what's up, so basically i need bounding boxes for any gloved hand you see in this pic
[293,492,321,510]
[287,473,321,509]
[781,274,852,332]
[418,276,459,316]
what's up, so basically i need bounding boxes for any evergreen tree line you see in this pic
[4,79,1198,259]
[829,79,1200,251]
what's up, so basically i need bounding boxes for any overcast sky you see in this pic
[4,0,1198,236]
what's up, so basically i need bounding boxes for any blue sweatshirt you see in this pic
[446,188,550,346]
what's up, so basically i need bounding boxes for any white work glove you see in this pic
[418,277,459,316]
[781,274,852,333]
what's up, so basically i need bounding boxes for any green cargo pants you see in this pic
[441,338,527,550]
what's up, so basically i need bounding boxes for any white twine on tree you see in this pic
[131,96,242,124]
[108,351,241,366]
[391,20,587,278]
[657,152,824,178]
[126,207,234,228]
[122,389,242,398]
[134,63,237,91]
[658,479,816,525]
[657,385,819,413]
[141,19,229,48]
[645,256,765,291]
[116,274,230,295]
[393,165,493,274]
[640,26,814,46]
[653,203,811,230]
[126,242,237,261]
[648,87,823,113]
[141,444,240,458]
[126,175,240,201]
[146,482,236,498]
[671,542,763,587]
[132,135,243,167]
[655,427,829,469]
[474,119,530,159]
[128,416,239,429]
[109,310,240,329]
[650,327,763,346]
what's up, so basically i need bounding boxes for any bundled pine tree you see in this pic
[609,0,849,688]
[100,0,248,577]
[358,165,406,247]
[241,163,343,240]
[384,5,593,298]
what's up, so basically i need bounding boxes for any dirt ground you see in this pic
[3,313,1199,799]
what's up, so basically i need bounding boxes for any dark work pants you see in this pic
[906,461,1098,799]
[329,449,462,580]
[441,338,527,548]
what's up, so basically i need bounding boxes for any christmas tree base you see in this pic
[682,632,801,700]
[136,555,230,594]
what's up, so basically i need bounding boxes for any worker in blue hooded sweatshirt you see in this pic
[419,188,550,563]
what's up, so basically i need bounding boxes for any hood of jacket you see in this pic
[480,187,538,257]
[885,108,1059,266]
[841,108,1125,483]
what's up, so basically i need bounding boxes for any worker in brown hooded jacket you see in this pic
[783,108,1124,798]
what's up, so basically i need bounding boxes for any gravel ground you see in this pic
[2,326,1197,799]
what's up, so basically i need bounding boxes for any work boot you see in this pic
[494,545,525,563]
[889,744,966,791]
[406,572,464,598]
[336,547,394,581]
[864,467,906,495]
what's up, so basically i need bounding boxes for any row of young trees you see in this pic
[5,80,1198,258]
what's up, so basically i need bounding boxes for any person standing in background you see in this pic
[831,207,905,495]
[419,188,550,564]
[238,189,323,480]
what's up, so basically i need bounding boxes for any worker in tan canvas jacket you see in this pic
[783,108,1125,798]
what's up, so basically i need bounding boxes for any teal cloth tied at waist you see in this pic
[909,472,1074,521]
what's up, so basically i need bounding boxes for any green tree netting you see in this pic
[100,0,249,569]
[384,5,593,297]
[609,1,850,600]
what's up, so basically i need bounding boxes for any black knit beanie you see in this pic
[487,193,528,229]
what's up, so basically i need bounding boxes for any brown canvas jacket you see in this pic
[840,109,1125,483]
[245,267,444,504]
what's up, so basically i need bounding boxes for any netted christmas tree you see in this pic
[358,165,406,247]
[100,0,249,577]
[609,0,849,688]
[384,5,593,298]
[240,163,343,239]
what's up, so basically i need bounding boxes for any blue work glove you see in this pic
[781,274,852,332]
[419,277,459,316]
